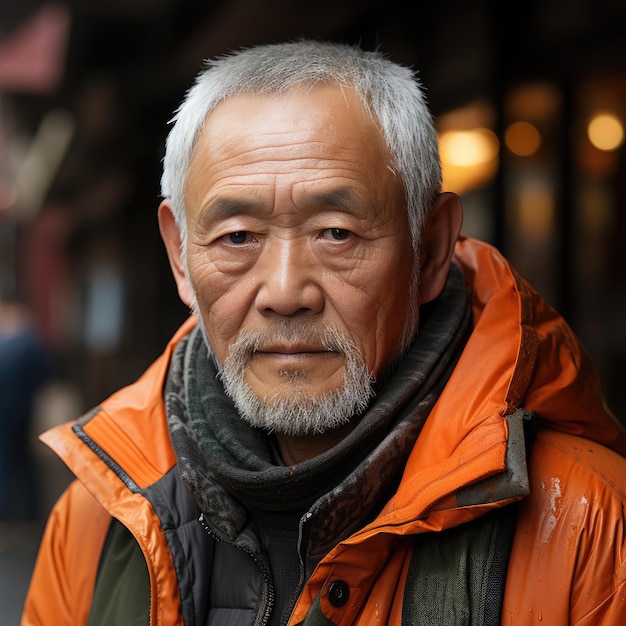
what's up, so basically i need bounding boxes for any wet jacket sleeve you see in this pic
[21,480,111,626]
[504,431,626,624]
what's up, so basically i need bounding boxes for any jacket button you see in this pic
[328,580,350,607]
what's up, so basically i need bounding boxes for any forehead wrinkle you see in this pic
[218,139,339,165]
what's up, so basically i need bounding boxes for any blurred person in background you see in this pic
[21,41,626,625]
[0,287,51,531]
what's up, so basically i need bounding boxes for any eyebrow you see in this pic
[307,188,359,210]
[202,197,263,222]
[299,187,366,217]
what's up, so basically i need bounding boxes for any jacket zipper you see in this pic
[294,512,312,599]
[72,423,156,623]
[198,512,275,626]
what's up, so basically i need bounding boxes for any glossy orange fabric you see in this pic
[21,238,626,625]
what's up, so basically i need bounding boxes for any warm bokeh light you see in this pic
[505,82,561,121]
[587,112,624,152]
[505,121,542,156]
[516,178,555,241]
[439,127,500,193]
[439,128,499,166]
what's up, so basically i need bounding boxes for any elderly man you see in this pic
[23,41,626,625]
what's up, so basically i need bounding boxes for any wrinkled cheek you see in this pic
[199,295,251,362]
[369,293,411,374]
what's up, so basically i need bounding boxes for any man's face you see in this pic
[181,85,415,426]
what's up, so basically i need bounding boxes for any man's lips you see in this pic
[249,345,340,364]
[252,342,335,355]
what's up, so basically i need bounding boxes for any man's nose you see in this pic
[254,238,324,316]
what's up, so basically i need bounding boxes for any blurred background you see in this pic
[0,0,625,620]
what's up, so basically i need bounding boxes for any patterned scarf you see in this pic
[165,263,471,561]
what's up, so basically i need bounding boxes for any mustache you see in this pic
[226,322,355,360]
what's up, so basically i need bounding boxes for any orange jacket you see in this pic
[22,236,626,625]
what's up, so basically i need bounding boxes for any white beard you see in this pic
[216,323,376,436]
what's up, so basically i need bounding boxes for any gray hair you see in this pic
[160,40,442,258]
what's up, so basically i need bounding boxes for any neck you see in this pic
[275,421,360,465]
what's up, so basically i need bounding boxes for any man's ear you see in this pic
[158,200,194,308]
[417,192,463,305]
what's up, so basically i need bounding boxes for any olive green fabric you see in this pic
[88,519,150,626]
[402,505,517,626]
[297,591,337,625]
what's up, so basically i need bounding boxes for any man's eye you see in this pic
[324,228,351,241]
[226,231,249,244]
